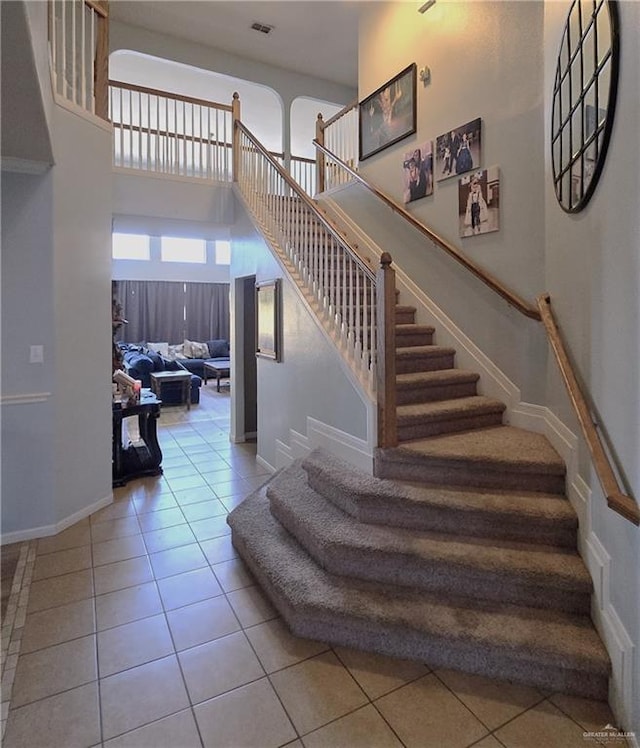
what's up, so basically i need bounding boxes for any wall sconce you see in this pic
[418,0,436,12]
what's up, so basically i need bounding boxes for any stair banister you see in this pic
[313,140,541,322]
[537,295,640,525]
[377,253,398,448]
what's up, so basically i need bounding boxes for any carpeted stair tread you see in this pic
[267,463,591,613]
[396,369,480,388]
[396,345,456,359]
[302,448,577,546]
[385,426,566,475]
[228,489,610,699]
[397,396,506,423]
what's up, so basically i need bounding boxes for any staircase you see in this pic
[228,295,610,701]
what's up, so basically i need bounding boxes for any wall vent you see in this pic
[251,22,274,34]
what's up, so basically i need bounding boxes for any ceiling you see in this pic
[109,1,368,88]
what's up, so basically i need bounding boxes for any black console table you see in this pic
[112,392,163,487]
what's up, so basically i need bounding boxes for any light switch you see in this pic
[29,345,44,363]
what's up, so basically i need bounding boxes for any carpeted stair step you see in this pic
[303,448,577,548]
[397,396,506,440]
[376,426,566,494]
[228,489,610,700]
[396,369,480,405]
[267,463,591,615]
[395,305,417,324]
[396,345,456,374]
[395,324,435,348]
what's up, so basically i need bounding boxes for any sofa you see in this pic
[118,345,202,405]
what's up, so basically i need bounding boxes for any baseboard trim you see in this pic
[1,493,112,544]
[256,454,276,475]
[1,392,52,406]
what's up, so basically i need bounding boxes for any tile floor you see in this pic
[0,387,627,747]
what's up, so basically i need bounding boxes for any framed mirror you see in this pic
[551,0,619,213]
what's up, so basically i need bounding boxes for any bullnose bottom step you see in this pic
[227,488,609,701]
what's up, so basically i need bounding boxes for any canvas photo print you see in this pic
[458,166,500,238]
[402,142,433,203]
[436,117,482,181]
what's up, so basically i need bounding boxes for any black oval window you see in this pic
[551,0,619,213]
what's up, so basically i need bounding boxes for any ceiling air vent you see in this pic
[251,22,274,34]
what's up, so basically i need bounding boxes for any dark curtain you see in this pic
[185,282,230,341]
[116,281,186,344]
[114,280,230,345]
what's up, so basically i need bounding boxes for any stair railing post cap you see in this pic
[380,252,393,267]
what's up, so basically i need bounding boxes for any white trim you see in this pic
[113,166,232,187]
[1,158,52,175]
[1,392,52,406]
[256,454,275,474]
[53,90,113,134]
[0,493,112,544]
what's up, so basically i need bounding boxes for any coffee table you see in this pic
[203,359,230,392]
[150,370,192,410]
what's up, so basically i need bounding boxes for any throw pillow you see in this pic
[147,341,169,357]
[184,339,209,358]
[207,339,230,358]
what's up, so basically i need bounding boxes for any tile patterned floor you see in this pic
[0,388,627,747]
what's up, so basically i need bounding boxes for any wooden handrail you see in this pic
[85,0,108,18]
[313,140,541,321]
[537,294,639,525]
[109,80,233,112]
[236,121,375,282]
[376,253,397,448]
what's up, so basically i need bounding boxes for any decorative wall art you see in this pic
[359,64,417,161]
[255,279,281,361]
[458,166,500,238]
[402,142,434,203]
[435,118,482,181]
[551,0,619,213]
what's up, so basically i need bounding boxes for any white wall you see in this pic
[230,202,370,471]
[543,1,640,733]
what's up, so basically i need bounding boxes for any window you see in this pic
[215,240,231,265]
[160,237,206,264]
[112,233,150,260]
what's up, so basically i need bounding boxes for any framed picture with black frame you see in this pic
[255,279,281,361]
[359,64,417,161]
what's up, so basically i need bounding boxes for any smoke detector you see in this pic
[251,22,274,34]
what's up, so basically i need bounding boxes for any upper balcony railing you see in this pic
[49,0,109,118]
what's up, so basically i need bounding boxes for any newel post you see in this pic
[376,252,397,448]
[232,92,241,182]
[94,0,110,121]
[315,113,325,194]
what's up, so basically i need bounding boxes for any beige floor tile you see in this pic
[165,474,209,493]
[211,479,249,499]
[166,595,240,651]
[162,463,200,479]
[133,493,178,515]
[20,598,95,653]
[200,535,238,565]
[190,515,232,542]
[227,584,277,627]
[494,699,589,747]
[136,507,186,533]
[269,651,368,735]
[245,618,328,673]
[3,683,100,748]
[98,614,174,677]
[94,556,154,596]
[91,517,142,544]
[435,668,544,730]
[220,493,248,511]
[92,534,148,567]
[375,674,488,748]
[303,703,403,748]
[148,543,208,580]
[549,693,618,733]
[172,486,218,506]
[156,567,223,610]
[36,520,91,556]
[32,545,91,581]
[178,630,264,704]
[11,635,97,707]
[100,655,190,740]
[103,708,202,748]
[142,523,196,554]
[212,557,254,591]
[470,737,503,748]
[90,499,137,524]
[194,677,296,748]
[179,499,227,523]
[26,569,94,613]
[334,646,430,700]
[95,582,163,631]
